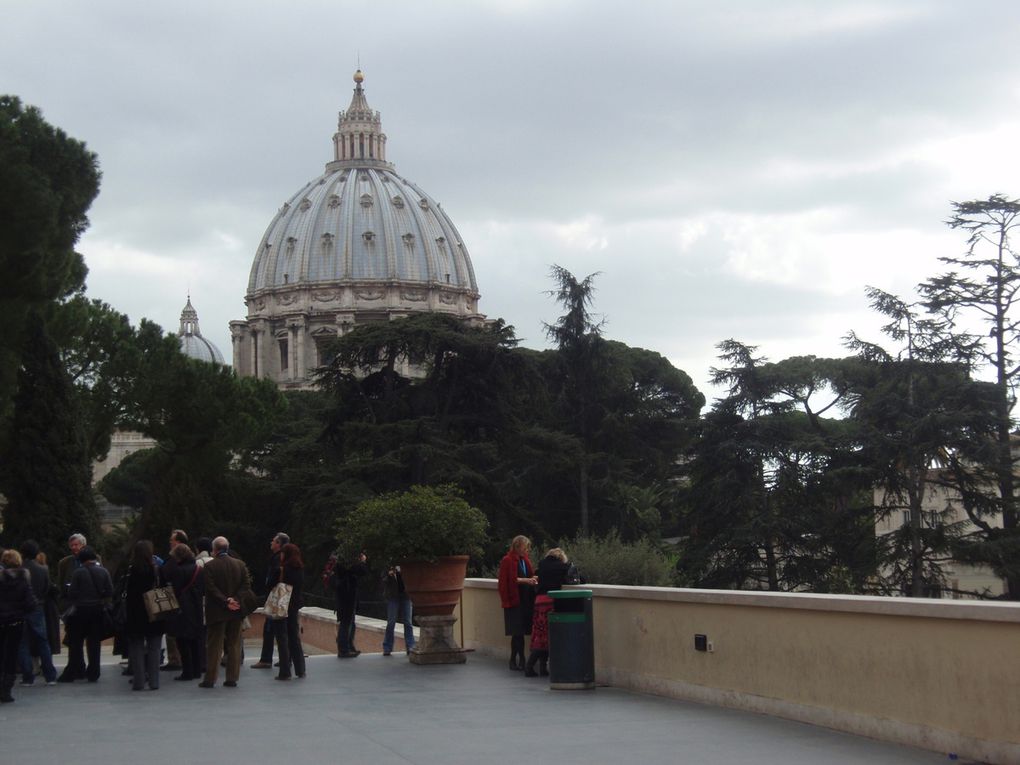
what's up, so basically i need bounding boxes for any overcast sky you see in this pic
[5,0,1020,405]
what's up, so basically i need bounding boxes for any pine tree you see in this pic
[1,314,98,557]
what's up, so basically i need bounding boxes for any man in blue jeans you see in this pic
[382,565,416,656]
[17,540,57,685]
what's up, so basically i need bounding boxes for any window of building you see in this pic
[279,338,289,371]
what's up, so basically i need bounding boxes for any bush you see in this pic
[559,530,674,586]
[337,484,488,564]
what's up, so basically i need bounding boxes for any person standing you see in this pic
[15,540,57,686]
[159,529,189,673]
[524,547,572,677]
[164,543,204,682]
[330,551,367,658]
[199,536,253,688]
[272,543,305,680]
[194,537,213,568]
[382,565,415,657]
[251,532,288,670]
[58,547,112,683]
[56,532,88,678]
[497,535,536,671]
[56,533,88,609]
[124,540,167,691]
[1,549,37,703]
[192,536,213,675]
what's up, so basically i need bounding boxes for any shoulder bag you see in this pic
[263,564,293,619]
[143,565,181,622]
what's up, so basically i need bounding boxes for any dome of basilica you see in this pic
[231,70,482,387]
[177,297,224,364]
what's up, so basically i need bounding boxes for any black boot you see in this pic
[524,651,539,677]
[0,674,15,703]
[509,636,524,670]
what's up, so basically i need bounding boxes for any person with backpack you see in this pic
[57,546,112,683]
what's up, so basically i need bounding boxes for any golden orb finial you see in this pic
[353,69,364,84]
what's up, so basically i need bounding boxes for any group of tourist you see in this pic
[0,529,313,702]
[2,528,564,705]
[497,535,578,678]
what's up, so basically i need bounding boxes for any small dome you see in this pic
[353,69,364,83]
[177,297,225,364]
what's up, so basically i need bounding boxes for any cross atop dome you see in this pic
[331,69,390,169]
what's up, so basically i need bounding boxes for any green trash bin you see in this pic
[548,589,595,690]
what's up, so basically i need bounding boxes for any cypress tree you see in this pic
[1,314,98,556]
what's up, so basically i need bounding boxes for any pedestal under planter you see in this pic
[401,555,469,665]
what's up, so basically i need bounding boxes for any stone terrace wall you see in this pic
[458,579,1020,765]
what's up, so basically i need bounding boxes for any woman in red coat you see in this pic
[497,535,536,671]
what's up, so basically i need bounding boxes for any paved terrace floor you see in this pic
[1,648,962,764]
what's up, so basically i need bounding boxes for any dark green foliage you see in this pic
[917,196,1020,597]
[0,95,100,433]
[678,345,877,592]
[1,314,98,557]
[94,320,287,569]
[558,530,674,586]
[543,265,607,535]
[48,296,141,460]
[313,306,704,552]
[337,484,488,563]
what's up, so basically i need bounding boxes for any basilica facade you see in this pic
[230,70,483,388]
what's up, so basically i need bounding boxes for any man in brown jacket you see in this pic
[199,536,253,688]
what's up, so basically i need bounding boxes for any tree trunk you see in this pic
[764,540,780,591]
[579,461,589,535]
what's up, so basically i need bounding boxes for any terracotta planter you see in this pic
[399,555,469,616]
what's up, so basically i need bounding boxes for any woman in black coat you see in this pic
[124,540,166,691]
[272,543,306,680]
[524,547,572,677]
[0,549,37,703]
[164,543,204,682]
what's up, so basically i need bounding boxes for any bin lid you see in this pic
[548,589,592,599]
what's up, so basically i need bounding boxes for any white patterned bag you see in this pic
[264,580,293,620]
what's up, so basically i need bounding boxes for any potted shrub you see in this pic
[337,484,488,664]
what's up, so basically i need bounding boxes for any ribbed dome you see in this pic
[247,167,477,293]
[246,69,478,301]
[232,71,483,389]
[177,297,224,364]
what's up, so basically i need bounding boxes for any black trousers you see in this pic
[64,608,104,681]
[271,613,306,677]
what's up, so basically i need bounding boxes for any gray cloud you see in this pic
[5,0,1020,398]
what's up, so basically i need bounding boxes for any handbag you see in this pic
[143,585,180,621]
[143,567,180,622]
[263,566,293,619]
[103,591,128,638]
